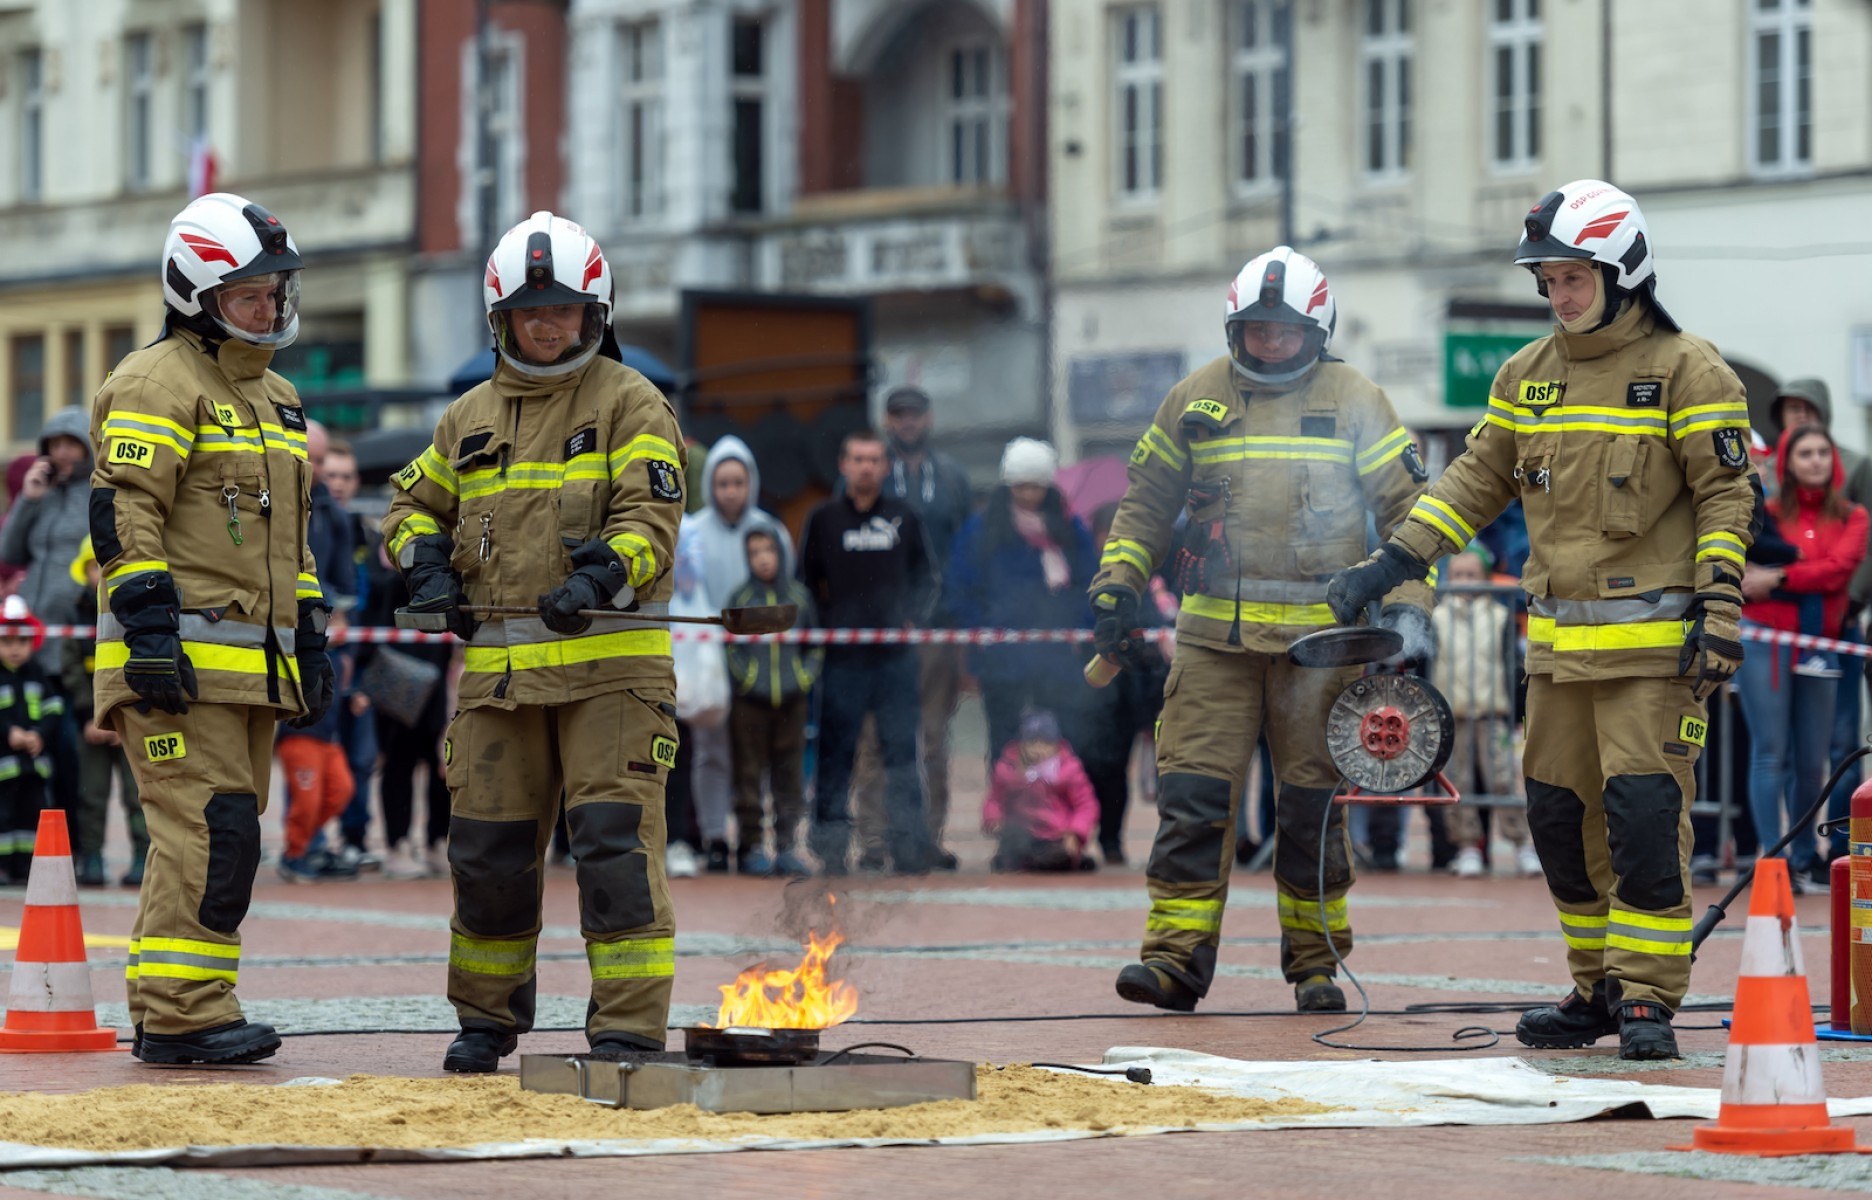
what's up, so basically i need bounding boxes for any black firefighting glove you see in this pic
[401,536,477,640]
[539,539,636,636]
[286,598,335,730]
[1326,544,1428,626]
[1679,561,1745,701]
[111,572,198,716]
[1379,603,1436,666]
[1091,585,1150,673]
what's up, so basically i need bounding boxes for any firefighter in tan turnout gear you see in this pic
[383,211,687,1074]
[1094,248,1432,1015]
[1328,180,1757,1060]
[91,192,335,1065]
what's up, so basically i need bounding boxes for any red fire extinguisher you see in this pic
[1852,780,1872,1035]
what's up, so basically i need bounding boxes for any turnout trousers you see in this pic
[112,702,274,1036]
[1143,643,1360,993]
[1522,675,1702,1010]
[443,686,678,1049]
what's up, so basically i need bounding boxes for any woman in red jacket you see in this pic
[1738,424,1868,889]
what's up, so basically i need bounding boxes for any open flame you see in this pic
[709,928,858,1030]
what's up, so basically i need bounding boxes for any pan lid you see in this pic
[1286,625,1403,669]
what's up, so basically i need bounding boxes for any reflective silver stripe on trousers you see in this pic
[469,604,673,648]
[1232,579,1332,604]
[1528,593,1693,625]
[97,612,296,654]
[138,948,240,973]
[1606,918,1692,947]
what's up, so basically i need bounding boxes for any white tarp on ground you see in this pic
[3,1048,1870,1169]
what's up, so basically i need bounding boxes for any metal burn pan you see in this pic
[518,1051,978,1115]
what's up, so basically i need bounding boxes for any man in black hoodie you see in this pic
[798,430,939,874]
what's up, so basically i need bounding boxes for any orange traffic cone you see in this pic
[0,809,120,1052]
[1678,858,1866,1155]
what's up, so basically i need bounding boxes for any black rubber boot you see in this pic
[135,1019,280,1065]
[1114,963,1199,1012]
[1616,1000,1680,1061]
[443,1028,519,1073]
[1515,981,1617,1049]
[589,1033,663,1063]
[1294,974,1347,1013]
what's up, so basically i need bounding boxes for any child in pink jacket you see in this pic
[983,711,1099,872]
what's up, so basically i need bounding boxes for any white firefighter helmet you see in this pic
[483,210,615,379]
[1515,179,1676,330]
[160,192,303,347]
[1224,246,1336,386]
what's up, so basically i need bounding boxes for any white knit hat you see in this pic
[1000,437,1059,486]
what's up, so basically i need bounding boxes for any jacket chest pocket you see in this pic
[556,425,605,546]
[451,430,510,575]
[1600,436,1652,538]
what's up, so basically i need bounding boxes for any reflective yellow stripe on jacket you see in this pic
[94,642,303,681]
[1182,594,1336,628]
[1189,436,1353,467]
[1525,594,1693,654]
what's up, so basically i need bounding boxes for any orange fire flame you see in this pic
[709,928,858,1030]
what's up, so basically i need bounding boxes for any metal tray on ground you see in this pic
[519,1052,978,1115]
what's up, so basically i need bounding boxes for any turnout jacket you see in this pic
[1388,303,1757,682]
[1092,355,1432,654]
[382,357,686,709]
[88,328,321,721]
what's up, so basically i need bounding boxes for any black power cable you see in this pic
[1310,785,1499,1053]
[1689,745,1870,953]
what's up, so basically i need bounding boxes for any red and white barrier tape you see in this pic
[4,622,1866,657]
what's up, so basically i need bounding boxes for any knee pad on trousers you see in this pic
[1525,780,1597,904]
[1605,773,1686,910]
[566,803,656,934]
[1147,773,1232,884]
[199,792,260,934]
[449,815,543,936]
[1274,785,1347,893]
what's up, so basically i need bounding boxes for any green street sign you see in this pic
[1443,330,1542,408]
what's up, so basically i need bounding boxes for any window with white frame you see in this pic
[1750,0,1811,176]
[1112,5,1161,202]
[19,48,42,203]
[730,16,766,215]
[125,31,154,191]
[1362,0,1410,177]
[618,20,664,221]
[1230,1,1289,194]
[183,24,209,148]
[485,43,522,226]
[1487,0,1540,170]
[946,42,1007,187]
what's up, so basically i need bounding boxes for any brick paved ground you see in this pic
[1,702,1869,1198]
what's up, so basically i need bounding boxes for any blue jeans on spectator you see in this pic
[810,648,929,873]
[337,703,378,851]
[1735,629,1834,878]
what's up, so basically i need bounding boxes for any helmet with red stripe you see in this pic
[1224,246,1336,386]
[483,210,614,379]
[160,192,303,347]
[1515,179,1676,331]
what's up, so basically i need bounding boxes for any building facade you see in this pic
[564,0,1049,478]
[1049,0,1872,461]
[0,0,420,442]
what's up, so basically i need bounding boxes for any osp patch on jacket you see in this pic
[1713,428,1747,470]
[1517,380,1566,408]
[647,459,682,502]
[108,437,156,469]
